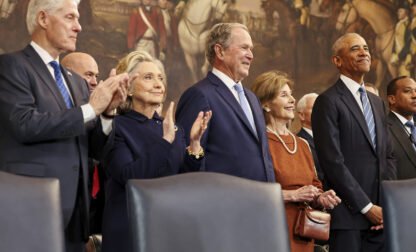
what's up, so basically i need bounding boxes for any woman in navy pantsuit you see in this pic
[101,51,211,252]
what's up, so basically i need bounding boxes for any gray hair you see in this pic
[205,23,249,65]
[297,93,318,112]
[26,0,80,35]
[331,32,362,56]
[117,50,167,113]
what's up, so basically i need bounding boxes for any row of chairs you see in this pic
[0,170,414,252]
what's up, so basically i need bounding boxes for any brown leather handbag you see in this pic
[294,203,331,241]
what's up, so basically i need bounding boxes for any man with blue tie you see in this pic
[0,0,129,251]
[386,76,416,179]
[312,33,396,252]
[175,23,275,182]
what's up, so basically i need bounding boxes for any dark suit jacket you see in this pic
[312,79,396,230]
[387,112,416,179]
[0,45,106,234]
[101,110,200,252]
[297,128,325,183]
[175,72,275,182]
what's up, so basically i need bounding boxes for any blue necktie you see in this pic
[359,87,376,149]
[405,121,416,149]
[234,84,257,135]
[50,61,73,108]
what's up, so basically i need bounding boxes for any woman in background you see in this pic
[251,70,340,252]
[102,51,211,252]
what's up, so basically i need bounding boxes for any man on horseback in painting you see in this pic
[127,0,167,60]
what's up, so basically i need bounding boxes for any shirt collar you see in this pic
[302,127,313,137]
[340,74,364,95]
[30,41,59,65]
[391,110,414,125]
[212,67,242,88]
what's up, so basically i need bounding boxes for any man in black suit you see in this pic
[296,93,324,182]
[0,0,129,251]
[387,76,416,179]
[312,33,396,252]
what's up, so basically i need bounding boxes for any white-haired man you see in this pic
[296,93,324,182]
[0,0,129,250]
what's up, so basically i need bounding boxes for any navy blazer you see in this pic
[297,128,325,183]
[387,112,416,179]
[175,72,275,182]
[101,110,200,252]
[312,79,396,230]
[0,45,106,232]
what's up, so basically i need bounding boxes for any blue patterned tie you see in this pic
[405,121,416,149]
[359,87,376,148]
[50,61,73,108]
[234,83,257,135]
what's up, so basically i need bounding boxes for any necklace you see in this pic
[266,126,297,154]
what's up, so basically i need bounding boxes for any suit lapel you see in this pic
[336,79,375,153]
[299,128,315,149]
[388,113,416,167]
[208,72,258,139]
[23,45,68,110]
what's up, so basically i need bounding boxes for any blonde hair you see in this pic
[250,70,294,125]
[116,51,167,113]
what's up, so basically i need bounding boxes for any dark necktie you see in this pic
[50,61,73,108]
[233,83,257,136]
[405,121,416,149]
[359,87,376,149]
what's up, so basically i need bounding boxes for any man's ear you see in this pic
[332,55,342,68]
[37,10,49,30]
[387,95,396,107]
[298,111,305,121]
[214,44,224,60]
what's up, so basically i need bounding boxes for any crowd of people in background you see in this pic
[2,0,416,252]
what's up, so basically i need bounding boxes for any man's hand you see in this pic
[365,205,383,225]
[89,69,129,116]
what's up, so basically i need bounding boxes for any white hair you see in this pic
[26,0,80,35]
[331,32,362,56]
[297,93,318,112]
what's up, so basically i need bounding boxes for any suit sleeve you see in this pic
[382,105,397,180]
[175,86,210,147]
[0,54,85,144]
[312,95,371,213]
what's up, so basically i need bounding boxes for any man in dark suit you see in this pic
[0,0,128,251]
[312,33,396,252]
[296,93,324,182]
[175,23,275,182]
[386,76,416,179]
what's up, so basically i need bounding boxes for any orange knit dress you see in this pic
[268,132,322,252]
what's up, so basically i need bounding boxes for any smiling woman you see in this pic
[251,70,341,252]
[101,51,212,252]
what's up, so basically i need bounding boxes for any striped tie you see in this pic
[50,61,73,108]
[405,121,416,149]
[359,87,376,148]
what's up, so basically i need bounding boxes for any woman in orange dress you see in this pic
[251,70,341,252]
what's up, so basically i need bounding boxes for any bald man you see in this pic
[62,52,99,91]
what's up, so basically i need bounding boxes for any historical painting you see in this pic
[0,0,409,104]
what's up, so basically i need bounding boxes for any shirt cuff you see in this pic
[100,116,113,136]
[361,202,373,214]
[81,104,96,123]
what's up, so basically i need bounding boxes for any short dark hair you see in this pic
[387,76,410,96]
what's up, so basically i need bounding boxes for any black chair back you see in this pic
[0,171,64,252]
[382,178,416,252]
[127,172,290,252]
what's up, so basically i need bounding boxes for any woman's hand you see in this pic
[316,189,341,209]
[284,185,320,203]
[162,102,176,144]
[188,110,212,152]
